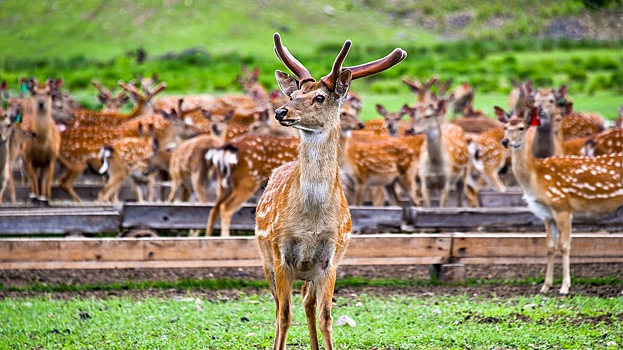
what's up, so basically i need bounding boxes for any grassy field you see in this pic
[1,293,621,349]
[0,0,621,118]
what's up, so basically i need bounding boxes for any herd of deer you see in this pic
[0,33,621,348]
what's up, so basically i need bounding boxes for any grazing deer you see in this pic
[20,78,63,204]
[579,109,622,157]
[407,99,470,207]
[255,33,405,350]
[448,82,474,118]
[91,79,130,112]
[501,109,623,294]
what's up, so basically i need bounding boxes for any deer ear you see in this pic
[436,99,446,116]
[334,69,352,99]
[375,104,387,116]
[275,70,298,97]
[97,93,108,104]
[493,106,508,123]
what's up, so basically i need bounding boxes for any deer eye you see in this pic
[315,95,325,103]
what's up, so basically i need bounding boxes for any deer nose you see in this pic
[501,139,509,148]
[37,100,45,111]
[275,108,288,121]
[357,122,365,129]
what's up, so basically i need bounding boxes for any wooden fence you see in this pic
[0,233,621,270]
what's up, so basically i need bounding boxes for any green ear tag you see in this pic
[558,98,566,107]
[20,83,28,96]
[15,113,22,124]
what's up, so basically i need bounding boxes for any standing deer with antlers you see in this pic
[255,33,405,350]
[502,109,623,294]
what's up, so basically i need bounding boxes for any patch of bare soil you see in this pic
[1,263,621,299]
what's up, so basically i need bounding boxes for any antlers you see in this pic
[273,33,407,90]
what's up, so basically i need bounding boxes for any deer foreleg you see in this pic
[273,264,294,350]
[541,217,559,293]
[555,211,572,295]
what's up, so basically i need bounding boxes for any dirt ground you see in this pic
[1,263,621,299]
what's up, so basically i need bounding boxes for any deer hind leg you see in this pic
[554,211,572,295]
[23,161,38,200]
[58,165,85,202]
[273,264,294,350]
[396,174,419,206]
[191,170,209,203]
[316,267,337,350]
[218,185,257,237]
[541,217,559,294]
[353,181,366,206]
[40,163,55,202]
[439,182,451,207]
[302,281,320,350]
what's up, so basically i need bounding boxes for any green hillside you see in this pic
[0,0,621,118]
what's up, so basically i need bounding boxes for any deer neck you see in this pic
[530,122,560,159]
[510,135,538,196]
[127,98,149,119]
[424,124,445,165]
[338,130,351,164]
[297,123,341,216]
[33,100,55,139]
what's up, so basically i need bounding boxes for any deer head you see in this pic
[407,99,446,135]
[375,103,410,137]
[272,33,406,134]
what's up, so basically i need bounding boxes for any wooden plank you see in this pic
[0,235,452,269]
[407,207,623,232]
[0,206,120,234]
[451,233,623,264]
[349,207,403,233]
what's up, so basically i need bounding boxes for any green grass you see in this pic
[1,293,621,349]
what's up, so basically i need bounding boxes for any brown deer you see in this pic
[97,123,155,202]
[508,79,532,115]
[407,99,470,207]
[340,132,418,206]
[20,78,63,204]
[91,79,130,112]
[0,109,17,202]
[68,80,165,127]
[448,82,474,118]
[464,106,511,194]
[373,103,411,137]
[165,109,272,203]
[401,75,438,105]
[501,109,623,294]
[255,33,405,350]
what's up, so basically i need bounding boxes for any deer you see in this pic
[401,75,439,106]
[508,79,532,115]
[501,108,623,295]
[0,109,18,202]
[255,33,406,350]
[91,79,130,112]
[447,82,474,118]
[373,104,411,137]
[20,78,63,204]
[340,131,419,206]
[407,99,470,207]
[97,123,156,202]
[165,109,272,203]
[68,80,166,128]
[463,106,511,195]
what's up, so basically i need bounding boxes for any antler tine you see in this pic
[91,79,111,97]
[273,33,314,85]
[149,82,167,97]
[347,48,407,80]
[118,80,142,96]
[320,40,352,91]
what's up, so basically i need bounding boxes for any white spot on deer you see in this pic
[256,229,269,237]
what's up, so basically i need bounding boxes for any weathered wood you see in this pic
[407,207,623,232]
[0,233,620,270]
[0,205,120,234]
[451,233,623,264]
